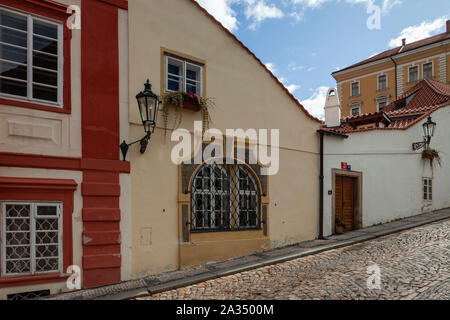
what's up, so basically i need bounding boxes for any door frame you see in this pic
[331,169,363,234]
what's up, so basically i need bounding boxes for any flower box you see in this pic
[182,97,201,112]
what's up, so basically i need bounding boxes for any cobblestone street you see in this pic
[139,219,450,300]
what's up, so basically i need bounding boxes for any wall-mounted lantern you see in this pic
[412,116,436,151]
[120,79,161,161]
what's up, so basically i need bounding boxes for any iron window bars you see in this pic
[190,162,261,232]
[1,202,62,276]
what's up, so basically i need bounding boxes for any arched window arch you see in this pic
[191,162,261,232]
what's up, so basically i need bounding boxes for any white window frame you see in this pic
[422,62,433,80]
[1,201,63,277]
[377,101,387,111]
[164,55,203,96]
[0,6,64,108]
[378,74,387,90]
[350,81,360,97]
[422,178,433,202]
[350,106,360,117]
[408,65,419,83]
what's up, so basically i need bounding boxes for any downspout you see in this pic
[319,131,324,239]
[390,56,398,99]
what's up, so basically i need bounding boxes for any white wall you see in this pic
[323,106,450,236]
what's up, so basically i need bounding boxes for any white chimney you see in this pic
[324,88,341,128]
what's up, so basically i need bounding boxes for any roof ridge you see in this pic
[188,0,321,123]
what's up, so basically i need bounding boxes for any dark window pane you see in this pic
[0,77,26,96]
[0,10,27,31]
[37,206,57,216]
[33,84,57,102]
[0,61,27,80]
[168,63,180,75]
[33,67,57,86]
[168,78,180,91]
[33,36,57,55]
[0,44,27,64]
[0,27,27,47]
[33,20,57,39]
[33,52,57,70]
[186,69,197,81]
[186,82,197,94]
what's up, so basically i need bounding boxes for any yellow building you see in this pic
[126,0,321,278]
[333,21,450,118]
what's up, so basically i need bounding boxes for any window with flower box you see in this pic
[0,7,63,107]
[165,54,203,96]
[1,202,62,277]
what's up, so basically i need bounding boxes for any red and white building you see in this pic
[0,0,130,299]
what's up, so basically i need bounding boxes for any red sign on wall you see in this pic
[341,162,348,170]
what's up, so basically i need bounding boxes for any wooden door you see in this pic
[335,176,355,232]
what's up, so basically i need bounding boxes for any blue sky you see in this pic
[195,0,450,119]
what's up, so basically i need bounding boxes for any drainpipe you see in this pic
[317,129,348,239]
[319,131,324,239]
[390,56,398,99]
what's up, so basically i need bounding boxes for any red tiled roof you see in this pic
[188,0,321,123]
[323,79,450,134]
[333,31,450,75]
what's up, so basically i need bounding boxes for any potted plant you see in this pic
[421,148,441,169]
[335,217,346,234]
[161,91,214,137]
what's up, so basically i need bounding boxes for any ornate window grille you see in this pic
[191,162,261,232]
[1,202,62,276]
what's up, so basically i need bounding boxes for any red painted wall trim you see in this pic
[99,0,128,10]
[0,273,68,289]
[0,0,72,114]
[0,152,131,173]
[0,177,76,288]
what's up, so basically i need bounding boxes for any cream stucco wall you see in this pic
[127,0,321,278]
[323,106,450,237]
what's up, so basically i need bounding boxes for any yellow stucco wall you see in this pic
[335,46,449,117]
[127,0,320,278]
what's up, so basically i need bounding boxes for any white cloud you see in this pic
[293,0,401,14]
[194,0,239,31]
[245,0,284,30]
[292,0,333,9]
[301,86,329,119]
[265,62,301,93]
[285,84,301,93]
[388,16,448,48]
[288,62,305,71]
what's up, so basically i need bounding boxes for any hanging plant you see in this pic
[161,92,214,138]
[421,148,442,168]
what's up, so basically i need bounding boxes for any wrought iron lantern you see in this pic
[412,116,437,151]
[120,80,161,161]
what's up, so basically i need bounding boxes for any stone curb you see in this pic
[46,209,450,300]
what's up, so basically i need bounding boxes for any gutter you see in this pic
[317,129,348,239]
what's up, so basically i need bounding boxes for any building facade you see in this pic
[126,0,321,278]
[320,80,450,237]
[333,20,450,118]
[0,0,131,299]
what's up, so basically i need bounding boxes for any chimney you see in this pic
[324,88,341,128]
[447,20,450,34]
[402,38,406,46]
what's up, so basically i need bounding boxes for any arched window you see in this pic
[191,162,260,232]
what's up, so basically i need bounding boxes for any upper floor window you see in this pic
[351,82,360,97]
[378,75,387,90]
[409,66,418,83]
[351,106,360,117]
[378,101,387,111]
[1,201,62,276]
[423,63,433,79]
[423,178,432,202]
[0,8,62,106]
[165,54,203,96]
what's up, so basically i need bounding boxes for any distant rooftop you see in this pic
[333,20,450,75]
[322,79,450,134]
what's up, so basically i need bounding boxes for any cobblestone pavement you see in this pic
[139,219,450,300]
